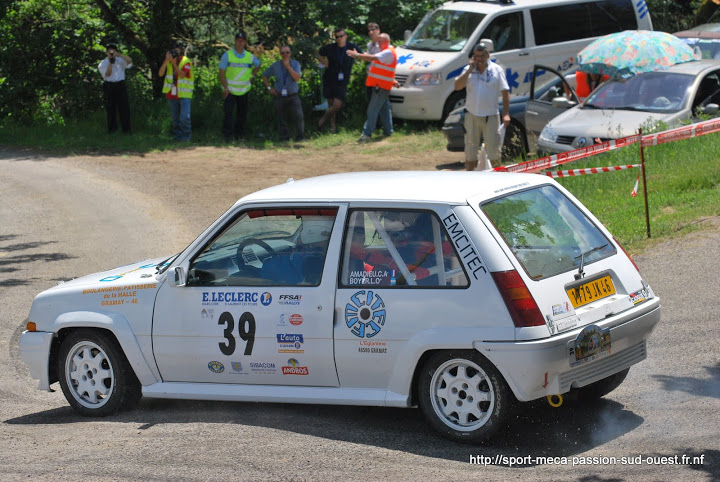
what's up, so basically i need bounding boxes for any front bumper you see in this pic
[389,85,448,121]
[477,297,661,402]
[19,330,55,391]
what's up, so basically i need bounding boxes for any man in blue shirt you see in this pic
[262,46,304,142]
[219,32,261,141]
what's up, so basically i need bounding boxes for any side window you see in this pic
[692,72,720,111]
[187,208,338,287]
[480,12,524,52]
[340,209,469,288]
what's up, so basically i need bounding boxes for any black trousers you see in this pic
[103,81,131,133]
[223,93,249,140]
[274,94,305,141]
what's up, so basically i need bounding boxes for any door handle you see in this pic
[519,52,530,57]
[526,110,538,116]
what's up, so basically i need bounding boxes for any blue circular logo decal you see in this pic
[208,361,225,373]
[261,292,272,306]
[345,290,386,338]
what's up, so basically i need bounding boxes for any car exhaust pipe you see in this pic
[546,394,563,407]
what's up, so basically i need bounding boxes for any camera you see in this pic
[169,50,179,59]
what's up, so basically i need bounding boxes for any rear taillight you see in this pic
[613,236,640,273]
[491,270,545,327]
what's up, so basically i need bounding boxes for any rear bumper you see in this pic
[19,330,55,391]
[476,297,661,402]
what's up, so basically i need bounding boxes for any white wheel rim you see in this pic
[65,341,114,409]
[430,358,495,431]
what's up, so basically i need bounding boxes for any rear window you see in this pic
[481,185,615,280]
[531,0,638,46]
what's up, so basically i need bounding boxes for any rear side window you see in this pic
[482,186,615,280]
[340,209,469,288]
[531,0,638,46]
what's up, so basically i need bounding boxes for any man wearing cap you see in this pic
[348,33,397,142]
[219,32,261,141]
[158,42,193,141]
[454,43,510,171]
[98,43,132,134]
[262,45,305,142]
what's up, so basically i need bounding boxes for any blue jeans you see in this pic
[168,98,191,141]
[362,87,393,137]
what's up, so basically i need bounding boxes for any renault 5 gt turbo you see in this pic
[19,171,661,443]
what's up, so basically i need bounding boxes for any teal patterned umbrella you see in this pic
[577,30,700,79]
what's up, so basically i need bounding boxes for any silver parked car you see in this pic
[537,59,720,154]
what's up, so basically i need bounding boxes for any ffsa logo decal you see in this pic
[345,290,386,338]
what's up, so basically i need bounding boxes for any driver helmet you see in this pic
[382,211,421,244]
[299,216,333,246]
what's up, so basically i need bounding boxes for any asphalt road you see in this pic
[1,151,718,481]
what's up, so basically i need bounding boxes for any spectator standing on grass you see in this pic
[98,43,132,134]
[158,42,193,142]
[454,43,510,171]
[316,28,362,133]
[263,46,305,142]
[348,33,397,142]
[219,32,261,141]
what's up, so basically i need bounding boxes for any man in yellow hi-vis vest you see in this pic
[158,42,193,141]
[219,32,261,141]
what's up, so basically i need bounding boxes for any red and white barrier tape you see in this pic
[544,164,641,178]
[495,116,720,175]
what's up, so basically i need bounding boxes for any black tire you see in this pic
[501,120,527,162]
[418,350,513,444]
[577,367,630,402]
[442,90,466,122]
[57,330,141,416]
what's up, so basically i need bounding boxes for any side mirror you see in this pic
[479,38,495,53]
[174,266,186,286]
[701,103,719,115]
[404,30,412,44]
[552,97,575,109]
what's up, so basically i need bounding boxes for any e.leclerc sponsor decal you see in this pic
[260,292,272,306]
[202,291,260,306]
[282,358,309,375]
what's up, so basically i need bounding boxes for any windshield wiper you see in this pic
[583,103,602,109]
[574,243,608,280]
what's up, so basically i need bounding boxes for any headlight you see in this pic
[412,73,441,85]
[539,126,558,143]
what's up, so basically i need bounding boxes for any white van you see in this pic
[390,0,653,120]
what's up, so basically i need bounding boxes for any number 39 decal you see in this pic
[218,311,256,356]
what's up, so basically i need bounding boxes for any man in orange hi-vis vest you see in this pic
[348,33,398,142]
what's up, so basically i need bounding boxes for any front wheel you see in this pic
[419,350,512,443]
[58,330,141,416]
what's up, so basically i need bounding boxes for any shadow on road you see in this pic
[4,396,643,464]
[652,363,720,399]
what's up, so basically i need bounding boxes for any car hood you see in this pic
[42,256,169,292]
[546,107,678,139]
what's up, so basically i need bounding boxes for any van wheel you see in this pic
[577,368,630,401]
[442,91,466,122]
[58,330,141,416]
[501,120,527,161]
[419,351,511,443]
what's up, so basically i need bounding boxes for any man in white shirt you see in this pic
[454,43,510,171]
[98,43,132,134]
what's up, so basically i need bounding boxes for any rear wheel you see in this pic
[577,368,630,401]
[58,330,141,416]
[419,350,512,443]
[442,90,466,122]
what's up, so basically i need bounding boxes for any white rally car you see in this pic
[19,171,661,443]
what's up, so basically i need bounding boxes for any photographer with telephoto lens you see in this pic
[159,41,194,141]
[98,42,132,134]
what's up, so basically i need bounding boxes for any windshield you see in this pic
[405,10,485,52]
[482,185,614,280]
[584,72,694,113]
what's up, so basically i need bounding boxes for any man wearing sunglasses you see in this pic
[316,28,362,133]
[262,46,304,141]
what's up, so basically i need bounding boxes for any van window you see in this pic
[482,186,614,280]
[479,12,525,52]
[531,0,638,46]
[406,10,485,52]
[340,209,469,288]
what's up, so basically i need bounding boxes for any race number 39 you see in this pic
[218,311,256,356]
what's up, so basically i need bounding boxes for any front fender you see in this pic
[53,311,159,386]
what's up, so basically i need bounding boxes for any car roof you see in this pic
[660,59,720,75]
[442,0,581,13]
[237,171,548,205]
[675,23,720,39]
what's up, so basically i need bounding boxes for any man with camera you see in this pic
[98,43,132,134]
[159,42,193,142]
